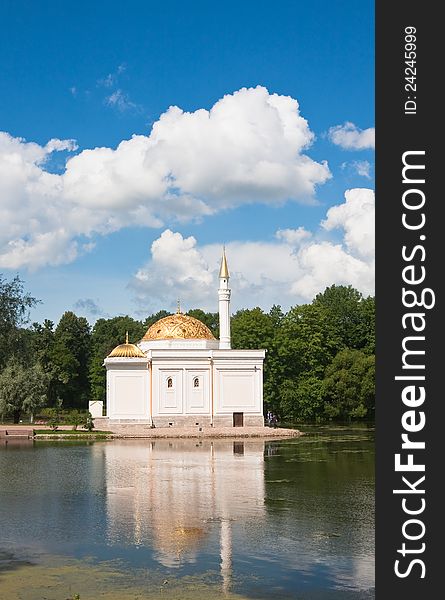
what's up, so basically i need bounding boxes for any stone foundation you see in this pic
[94,414,266,434]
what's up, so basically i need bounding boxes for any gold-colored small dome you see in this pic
[142,313,215,341]
[107,333,146,358]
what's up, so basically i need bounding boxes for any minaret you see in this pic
[218,247,231,349]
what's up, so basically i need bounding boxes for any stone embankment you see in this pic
[105,425,302,439]
[1,424,303,440]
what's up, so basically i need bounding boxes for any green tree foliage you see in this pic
[279,376,324,422]
[359,296,375,354]
[0,359,49,423]
[28,320,60,406]
[323,349,375,420]
[277,304,340,380]
[89,316,146,403]
[231,307,277,349]
[0,274,38,368]
[51,312,91,408]
[313,285,375,352]
[231,307,282,414]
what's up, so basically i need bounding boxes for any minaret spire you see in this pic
[219,245,230,279]
[218,246,231,349]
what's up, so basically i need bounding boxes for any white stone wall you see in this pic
[104,349,265,426]
[106,360,149,420]
[89,400,103,418]
[152,361,211,417]
[213,351,264,422]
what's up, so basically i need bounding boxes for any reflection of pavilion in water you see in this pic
[104,439,265,587]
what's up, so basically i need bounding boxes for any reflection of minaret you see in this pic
[218,247,231,349]
[220,518,232,594]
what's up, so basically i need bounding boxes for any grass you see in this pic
[33,429,112,435]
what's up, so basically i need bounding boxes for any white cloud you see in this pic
[105,89,139,112]
[0,86,331,270]
[275,226,312,246]
[342,160,372,179]
[291,242,374,300]
[132,230,215,310]
[322,187,374,259]
[97,64,127,88]
[352,160,372,179]
[44,138,78,154]
[130,188,375,312]
[328,122,375,150]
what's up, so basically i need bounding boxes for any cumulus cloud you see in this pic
[328,122,375,150]
[132,230,215,309]
[130,188,375,312]
[322,187,374,259]
[0,86,330,270]
[275,226,312,246]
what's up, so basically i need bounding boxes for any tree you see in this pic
[359,296,375,354]
[0,275,38,368]
[322,349,375,420]
[83,411,95,432]
[231,307,275,350]
[70,410,84,431]
[28,320,60,406]
[231,307,281,414]
[268,304,285,327]
[313,285,374,351]
[279,375,324,422]
[0,359,49,423]
[51,312,91,408]
[277,304,340,381]
[89,316,146,403]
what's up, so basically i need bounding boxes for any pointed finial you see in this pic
[219,246,229,278]
[177,299,181,314]
[125,331,129,344]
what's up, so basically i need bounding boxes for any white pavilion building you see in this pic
[93,250,265,429]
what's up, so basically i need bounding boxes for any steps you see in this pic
[0,429,34,439]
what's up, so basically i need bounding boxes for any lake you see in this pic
[0,427,374,599]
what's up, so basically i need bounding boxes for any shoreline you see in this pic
[105,425,303,439]
[1,424,303,441]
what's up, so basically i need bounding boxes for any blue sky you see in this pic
[0,0,374,325]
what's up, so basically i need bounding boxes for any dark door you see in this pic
[233,412,244,427]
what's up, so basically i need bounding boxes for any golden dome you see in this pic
[108,333,146,358]
[153,525,207,557]
[142,313,215,341]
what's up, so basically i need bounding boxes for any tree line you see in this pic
[0,273,374,423]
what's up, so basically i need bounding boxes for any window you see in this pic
[167,377,173,389]
[193,377,200,388]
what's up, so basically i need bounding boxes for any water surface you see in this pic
[0,427,374,599]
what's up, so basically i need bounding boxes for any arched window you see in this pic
[193,377,200,388]
[167,377,173,389]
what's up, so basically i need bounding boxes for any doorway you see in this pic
[233,412,244,427]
